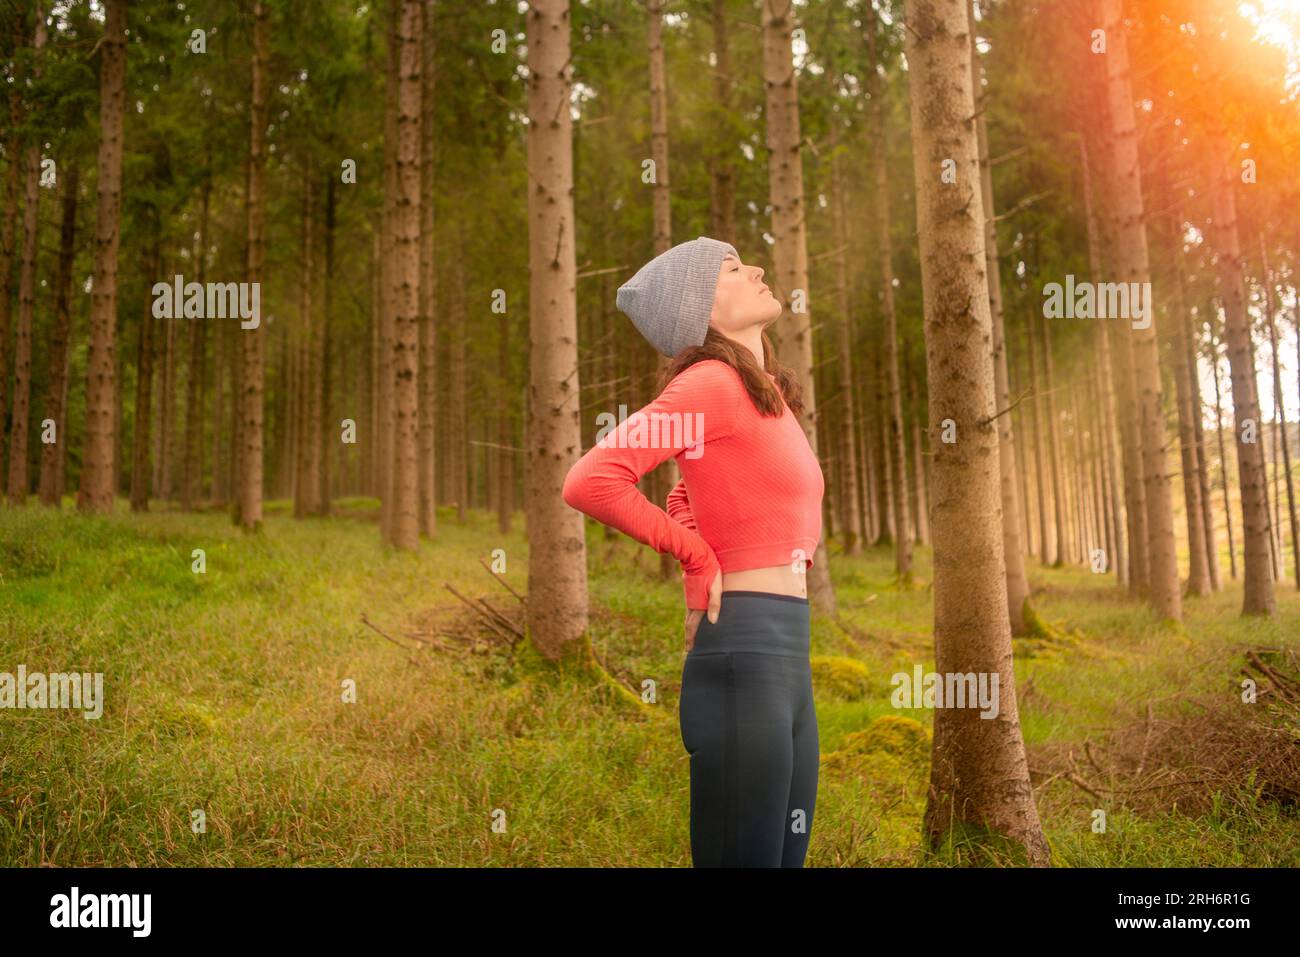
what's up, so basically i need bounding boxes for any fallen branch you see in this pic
[478,557,528,607]
[444,582,520,649]
[360,612,434,666]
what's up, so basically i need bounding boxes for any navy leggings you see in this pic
[678,591,818,867]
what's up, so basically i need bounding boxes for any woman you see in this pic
[561,236,825,867]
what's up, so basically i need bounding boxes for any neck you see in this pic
[724,325,765,370]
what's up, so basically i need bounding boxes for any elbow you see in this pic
[561,465,587,513]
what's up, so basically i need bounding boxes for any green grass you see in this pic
[0,499,1296,866]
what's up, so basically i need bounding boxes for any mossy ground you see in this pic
[0,500,1295,866]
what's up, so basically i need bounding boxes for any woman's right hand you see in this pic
[684,568,724,652]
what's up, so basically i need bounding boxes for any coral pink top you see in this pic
[561,359,824,609]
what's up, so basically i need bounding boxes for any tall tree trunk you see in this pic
[1260,239,1298,588]
[1013,337,1035,557]
[368,227,382,499]
[829,120,862,556]
[1088,358,1120,579]
[236,0,269,530]
[131,239,160,513]
[1068,384,1093,565]
[1264,364,1281,582]
[496,298,513,534]
[1185,312,1219,590]
[0,99,22,486]
[1205,146,1274,615]
[707,0,736,243]
[210,304,229,507]
[763,0,835,610]
[1037,308,1067,566]
[906,351,930,546]
[1081,132,1128,584]
[294,168,320,518]
[1168,244,1211,596]
[418,0,437,536]
[1087,115,1149,594]
[872,347,892,544]
[280,259,296,499]
[903,0,1047,865]
[865,12,909,584]
[1025,310,1049,567]
[856,318,876,544]
[377,0,399,540]
[7,2,46,506]
[525,0,588,658]
[647,0,679,582]
[1100,0,1180,620]
[387,0,422,549]
[182,167,210,511]
[1208,321,1237,579]
[39,160,78,506]
[156,267,176,502]
[450,219,468,522]
[970,7,1027,629]
[318,172,335,517]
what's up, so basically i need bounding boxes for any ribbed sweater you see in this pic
[561,359,824,609]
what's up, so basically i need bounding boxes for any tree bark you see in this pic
[387,0,422,549]
[763,0,835,610]
[865,11,909,583]
[1037,308,1067,566]
[130,240,160,513]
[318,172,336,516]
[41,172,71,505]
[1184,310,1219,589]
[1205,143,1274,615]
[418,0,437,536]
[7,2,46,506]
[1259,238,1298,589]
[903,0,1048,866]
[1099,0,1180,620]
[182,167,210,511]
[378,0,399,540]
[0,95,22,486]
[1024,309,1050,567]
[525,0,589,658]
[1208,320,1237,579]
[294,167,320,518]
[1081,134,1123,582]
[970,6,1028,630]
[450,218,468,522]
[235,0,269,530]
[38,160,78,506]
[156,261,176,503]
[707,0,736,244]
[647,0,678,582]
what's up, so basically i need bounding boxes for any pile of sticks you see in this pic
[361,559,526,661]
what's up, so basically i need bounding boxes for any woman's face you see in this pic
[709,252,782,336]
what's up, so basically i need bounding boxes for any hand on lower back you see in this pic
[684,569,723,651]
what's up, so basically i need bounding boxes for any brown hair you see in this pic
[656,326,804,419]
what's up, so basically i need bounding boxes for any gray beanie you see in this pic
[616,236,738,357]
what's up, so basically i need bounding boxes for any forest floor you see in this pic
[1,499,1297,866]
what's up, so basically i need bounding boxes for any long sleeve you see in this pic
[666,478,696,531]
[562,360,740,609]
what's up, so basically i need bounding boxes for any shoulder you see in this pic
[667,359,745,394]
